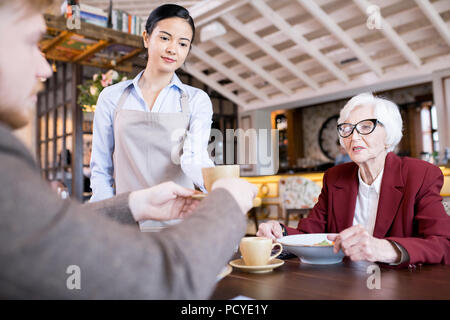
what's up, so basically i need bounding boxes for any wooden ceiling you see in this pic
[83,0,450,111]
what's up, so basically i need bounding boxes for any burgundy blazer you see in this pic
[286,152,450,268]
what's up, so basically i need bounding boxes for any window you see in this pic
[420,101,439,161]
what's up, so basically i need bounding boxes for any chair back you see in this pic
[443,198,450,216]
[279,176,321,210]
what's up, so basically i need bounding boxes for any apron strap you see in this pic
[180,91,190,114]
[180,91,190,131]
[116,85,133,112]
[116,84,190,118]
[118,85,189,114]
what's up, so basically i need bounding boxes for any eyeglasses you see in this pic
[337,119,382,138]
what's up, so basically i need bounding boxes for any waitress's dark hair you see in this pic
[145,4,195,43]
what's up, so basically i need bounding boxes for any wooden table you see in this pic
[211,257,450,300]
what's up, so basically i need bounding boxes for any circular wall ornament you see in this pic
[318,115,340,161]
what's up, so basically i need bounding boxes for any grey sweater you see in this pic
[0,123,246,299]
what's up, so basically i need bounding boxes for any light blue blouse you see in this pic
[89,70,214,202]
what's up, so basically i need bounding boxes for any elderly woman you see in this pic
[257,93,450,267]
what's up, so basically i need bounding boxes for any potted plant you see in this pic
[77,69,127,119]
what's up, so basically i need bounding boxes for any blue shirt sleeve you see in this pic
[89,87,117,202]
[180,89,215,191]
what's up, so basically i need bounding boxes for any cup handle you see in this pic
[252,197,262,207]
[269,243,283,261]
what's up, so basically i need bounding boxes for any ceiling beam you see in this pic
[211,37,293,96]
[414,0,450,48]
[297,0,383,77]
[353,0,421,68]
[195,0,249,27]
[85,0,202,7]
[181,64,246,107]
[249,0,348,85]
[189,0,227,18]
[221,13,321,90]
[115,47,144,65]
[190,45,268,101]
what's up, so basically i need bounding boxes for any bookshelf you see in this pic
[42,14,144,73]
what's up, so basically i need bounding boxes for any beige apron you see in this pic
[113,84,194,232]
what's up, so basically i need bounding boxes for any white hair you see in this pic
[338,92,403,152]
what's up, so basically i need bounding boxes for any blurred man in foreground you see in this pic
[0,0,257,299]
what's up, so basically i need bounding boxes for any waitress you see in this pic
[89,4,214,230]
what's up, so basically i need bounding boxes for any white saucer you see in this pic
[191,193,261,207]
[229,258,284,274]
[217,265,232,281]
[191,193,207,200]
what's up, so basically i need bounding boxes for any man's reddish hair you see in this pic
[0,0,56,14]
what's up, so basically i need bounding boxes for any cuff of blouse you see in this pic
[280,223,288,237]
[388,240,410,266]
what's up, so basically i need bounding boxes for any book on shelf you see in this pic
[80,11,107,28]
[111,9,119,31]
[122,11,128,33]
[79,3,106,16]
[64,2,143,36]
[106,9,143,35]
[141,18,146,35]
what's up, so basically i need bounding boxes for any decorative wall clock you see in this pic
[318,115,340,161]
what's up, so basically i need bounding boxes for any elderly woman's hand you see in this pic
[327,225,401,264]
[256,221,284,241]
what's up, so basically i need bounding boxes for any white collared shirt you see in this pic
[352,168,408,265]
[89,71,214,202]
[353,168,384,235]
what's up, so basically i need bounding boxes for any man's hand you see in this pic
[211,178,258,214]
[256,221,283,241]
[327,225,401,263]
[129,182,200,222]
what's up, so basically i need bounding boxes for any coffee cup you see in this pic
[239,237,283,266]
[201,165,261,207]
[201,165,240,192]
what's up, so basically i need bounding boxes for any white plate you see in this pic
[191,193,207,200]
[278,234,345,265]
[190,193,261,207]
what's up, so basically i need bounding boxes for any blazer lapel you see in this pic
[373,153,405,238]
[333,165,359,232]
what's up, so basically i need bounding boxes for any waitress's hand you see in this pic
[129,182,200,222]
[211,178,258,214]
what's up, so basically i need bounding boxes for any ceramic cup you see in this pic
[201,165,261,207]
[239,237,283,266]
[201,165,240,192]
